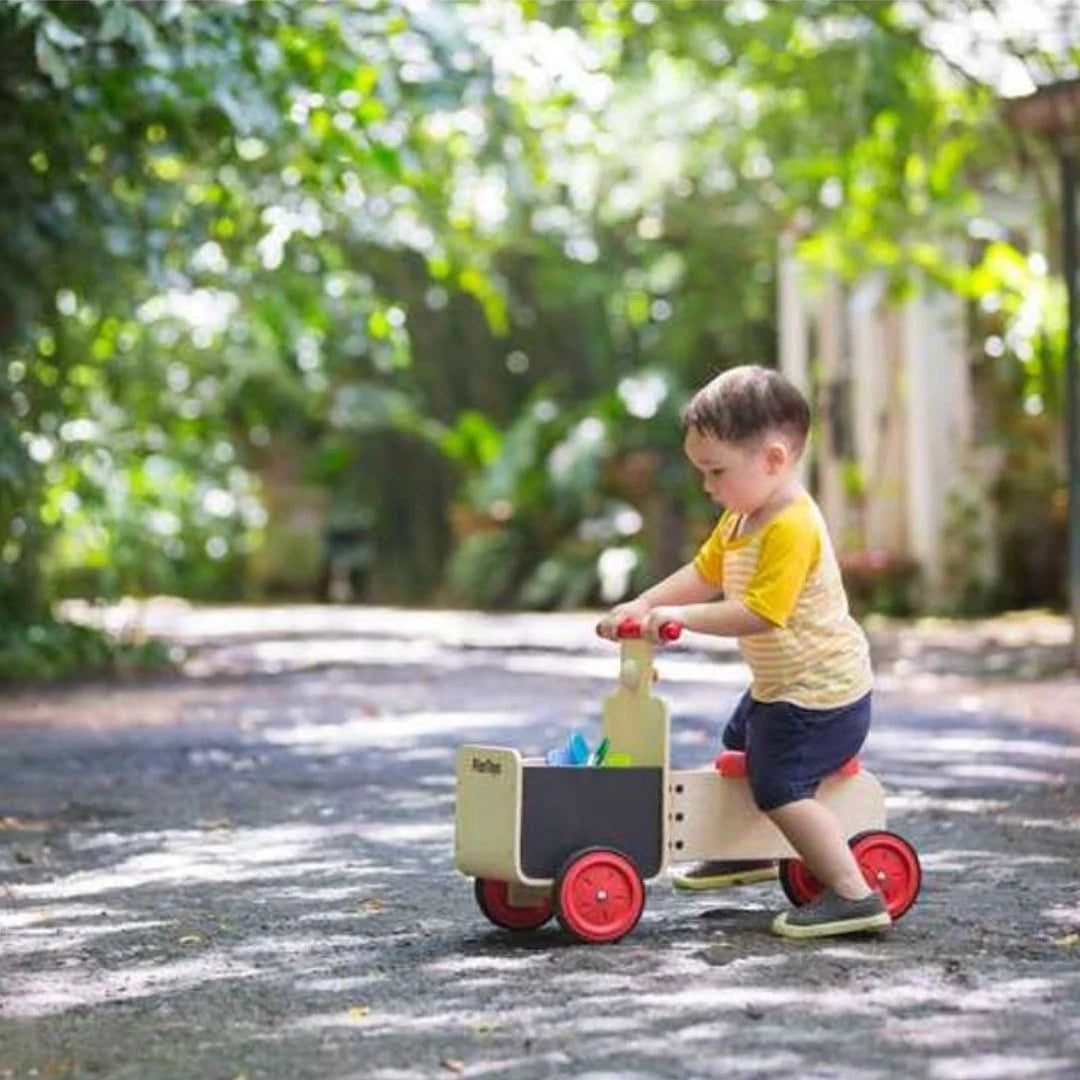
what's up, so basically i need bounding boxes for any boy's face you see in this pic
[683,427,789,514]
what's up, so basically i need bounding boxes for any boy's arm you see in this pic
[647,510,820,640]
[644,599,772,639]
[637,563,720,608]
[596,563,720,639]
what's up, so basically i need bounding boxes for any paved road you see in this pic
[1,608,1078,1078]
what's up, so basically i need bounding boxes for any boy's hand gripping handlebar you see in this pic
[612,616,683,642]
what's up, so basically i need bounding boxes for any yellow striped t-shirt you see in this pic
[693,490,872,709]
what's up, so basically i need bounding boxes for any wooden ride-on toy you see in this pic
[454,618,921,943]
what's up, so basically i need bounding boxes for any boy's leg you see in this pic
[767,798,872,900]
[745,694,888,937]
[767,799,890,937]
[672,692,777,891]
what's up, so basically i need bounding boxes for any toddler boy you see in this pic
[598,365,889,939]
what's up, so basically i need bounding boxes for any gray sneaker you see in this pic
[772,888,891,939]
[672,859,778,891]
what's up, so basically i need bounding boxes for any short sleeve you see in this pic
[742,512,821,627]
[692,513,732,588]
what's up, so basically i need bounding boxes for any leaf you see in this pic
[369,142,402,178]
[34,33,69,88]
[42,17,86,50]
[99,4,131,43]
[440,1060,465,1075]
[197,817,233,831]
[1055,933,1079,948]
[347,1005,371,1021]
[0,816,51,832]
[178,934,204,946]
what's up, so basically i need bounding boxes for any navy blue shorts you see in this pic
[721,691,872,812]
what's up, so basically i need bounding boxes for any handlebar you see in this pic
[612,616,683,642]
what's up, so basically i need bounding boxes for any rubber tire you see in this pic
[474,877,554,931]
[554,846,645,944]
[849,830,922,920]
[778,858,824,907]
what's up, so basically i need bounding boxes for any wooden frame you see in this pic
[454,636,886,894]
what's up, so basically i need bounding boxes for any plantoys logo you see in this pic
[470,756,502,777]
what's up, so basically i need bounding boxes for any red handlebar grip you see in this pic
[614,617,682,641]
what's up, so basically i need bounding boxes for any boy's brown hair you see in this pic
[681,365,810,455]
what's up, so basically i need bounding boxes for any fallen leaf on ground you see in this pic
[347,1005,371,1021]
[178,934,204,946]
[467,1018,501,1033]
[197,818,233,830]
[356,898,386,916]
[1055,933,1079,947]
[441,1060,465,1075]
[0,816,51,832]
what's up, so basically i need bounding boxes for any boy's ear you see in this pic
[764,438,789,472]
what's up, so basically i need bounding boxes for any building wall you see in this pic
[779,241,987,606]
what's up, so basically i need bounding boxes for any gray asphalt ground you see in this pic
[1,607,1078,1079]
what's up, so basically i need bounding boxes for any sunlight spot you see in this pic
[945,763,1064,784]
[426,954,547,975]
[295,974,384,993]
[356,822,452,845]
[921,849,1067,872]
[232,933,370,961]
[996,815,1080,833]
[929,1053,1077,1079]
[0,918,170,958]
[3,954,258,1020]
[12,822,359,902]
[885,1014,998,1051]
[263,710,531,751]
[886,794,1011,815]
[1043,901,1080,925]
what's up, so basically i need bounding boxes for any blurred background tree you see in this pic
[1,0,1076,679]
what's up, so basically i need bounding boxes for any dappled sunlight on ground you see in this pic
[3,953,261,1021]
[1,613,1078,1076]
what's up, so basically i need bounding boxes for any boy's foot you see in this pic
[672,859,778,891]
[771,888,891,939]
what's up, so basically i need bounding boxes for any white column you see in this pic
[817,275,847,538]
[778,228,809,393]
[901,288,941,595]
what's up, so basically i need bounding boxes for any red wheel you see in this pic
[554,847,645,944]
[474,878,553,931]
[778,858,824,907]
[850,831,922,920]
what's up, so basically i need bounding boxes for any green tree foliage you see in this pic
[0,0,1074,673]
[1,0,518,619]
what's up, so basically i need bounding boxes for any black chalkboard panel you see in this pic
[519,766,664,879]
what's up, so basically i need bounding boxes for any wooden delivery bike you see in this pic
[454,618,921,943]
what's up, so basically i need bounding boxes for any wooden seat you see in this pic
[714,750,860,779]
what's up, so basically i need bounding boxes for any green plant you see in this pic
[0,618,173,686]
